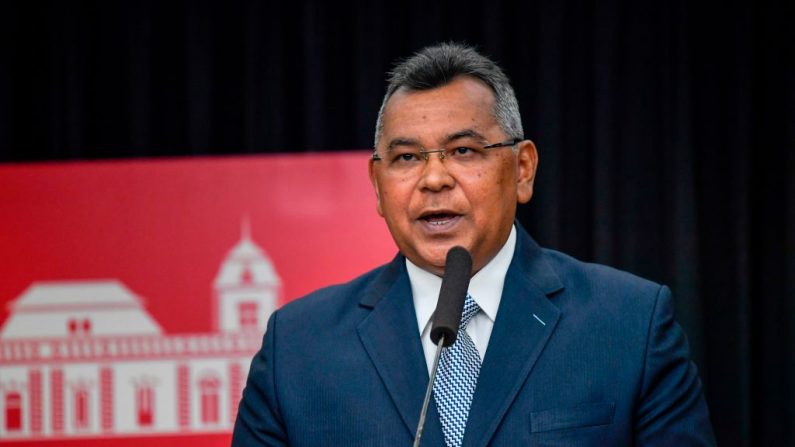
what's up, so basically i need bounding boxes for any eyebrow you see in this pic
[385,129,488,151]
[386,137,420,151]
[444,129,488,144]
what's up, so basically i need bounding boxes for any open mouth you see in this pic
[419,212,461,226]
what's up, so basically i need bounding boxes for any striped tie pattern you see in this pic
[433,294,481,447]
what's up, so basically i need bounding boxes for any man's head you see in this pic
[369,42,538,276]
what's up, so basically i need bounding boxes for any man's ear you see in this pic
[368,158,384,217]
[516,140,538,204]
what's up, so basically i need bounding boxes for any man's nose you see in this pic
[417,153,455,191]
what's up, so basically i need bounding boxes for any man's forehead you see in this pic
[385,129,489,150]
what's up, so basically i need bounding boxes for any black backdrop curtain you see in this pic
[1,1,793,445]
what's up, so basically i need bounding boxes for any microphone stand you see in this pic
[413,335,445,447]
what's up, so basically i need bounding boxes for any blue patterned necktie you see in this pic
[433,294,482,447]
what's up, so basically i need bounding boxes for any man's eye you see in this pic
[452,147,476,156]
[393,152,419,162]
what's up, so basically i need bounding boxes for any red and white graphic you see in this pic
[0,222,275,441]
[0,153,396,446]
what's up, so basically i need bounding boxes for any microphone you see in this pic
[430,246,473,347]
[413,246,472,447]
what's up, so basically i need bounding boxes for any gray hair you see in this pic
[373,42,524,148]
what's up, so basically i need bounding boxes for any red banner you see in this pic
[0,153,396,446]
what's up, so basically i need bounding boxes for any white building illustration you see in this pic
[0,224,279,441]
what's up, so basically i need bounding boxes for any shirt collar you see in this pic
[408,225,517,334]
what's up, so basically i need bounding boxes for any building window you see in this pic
[238,301,258,330]
[199,376,221,425]
[5,391,21,431]
[136,385,154,427]
[240,266,253,284]
[74,388,89,429]
[68,318,92,336]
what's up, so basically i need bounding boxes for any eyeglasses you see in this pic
[371,138,521,177]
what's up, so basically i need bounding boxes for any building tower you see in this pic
[213,219,281,334]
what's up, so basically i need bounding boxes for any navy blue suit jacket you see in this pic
[232,226,715,446]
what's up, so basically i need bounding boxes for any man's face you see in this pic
[369,75,538,276]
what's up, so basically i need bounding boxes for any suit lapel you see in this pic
[464,227,564,446]
[356,256,444,443]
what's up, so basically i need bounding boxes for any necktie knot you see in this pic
[460,294,479,329]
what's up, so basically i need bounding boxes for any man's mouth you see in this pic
[419,212,462,227]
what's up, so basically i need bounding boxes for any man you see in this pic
[232,43,715,446]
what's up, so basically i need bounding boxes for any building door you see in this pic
[136,385,154,427]
[74,388,89,429]
[199,376,220,425]
[4,392,21,431]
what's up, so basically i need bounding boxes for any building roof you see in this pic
[9,280,146,311]
[1,280,163,339]
[213,223,280,289]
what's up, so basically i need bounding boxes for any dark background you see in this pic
[1,1,793,445]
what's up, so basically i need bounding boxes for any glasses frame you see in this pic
[371,138,522,162]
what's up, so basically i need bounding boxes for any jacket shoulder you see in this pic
[273,258,398,327]
[540,248,665,311]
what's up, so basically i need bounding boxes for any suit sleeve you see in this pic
[232,310,289,446]
[634,285,716,446]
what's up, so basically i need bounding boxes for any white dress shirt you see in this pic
[407,225,517,374]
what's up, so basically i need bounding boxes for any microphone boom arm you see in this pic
[413,334,445,447]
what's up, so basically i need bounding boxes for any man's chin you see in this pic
[411,245,469,275]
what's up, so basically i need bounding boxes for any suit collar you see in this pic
[510,221,565,296]
[358,253,405,309]
[464,224,565,446]
[407,224,518,347]
[356,255,445,444]
[358,222,563,306]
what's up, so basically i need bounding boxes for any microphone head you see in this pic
[430,246,473,347]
